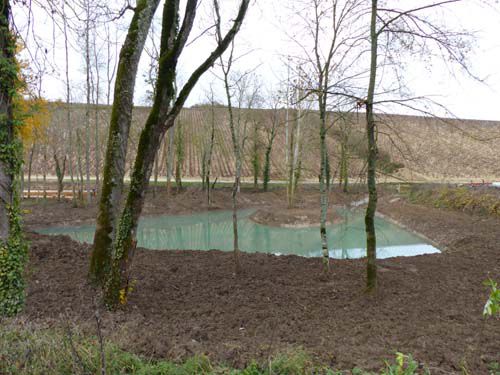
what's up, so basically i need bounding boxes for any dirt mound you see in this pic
[249,208,344,228]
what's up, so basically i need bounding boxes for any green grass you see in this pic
[405,185,500,218]
[0,322,431,375]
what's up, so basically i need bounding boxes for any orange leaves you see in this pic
[15,97,51,144]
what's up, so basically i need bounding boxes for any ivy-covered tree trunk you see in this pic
[0,0,14,261]
[262,144,272,192]
[103,0,250,308]
[0,0,28,316]
[365,0,379,292]
[90,0,161,286]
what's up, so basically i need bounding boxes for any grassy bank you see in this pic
[405,185,500,218]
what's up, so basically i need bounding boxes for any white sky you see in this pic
[13,0,500,121]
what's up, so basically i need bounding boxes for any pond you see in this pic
[37,209,440,259]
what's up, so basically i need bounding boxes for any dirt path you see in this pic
[18,189,500,372]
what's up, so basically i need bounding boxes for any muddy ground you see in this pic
[14,187,500,372]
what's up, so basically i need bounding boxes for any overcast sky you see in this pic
[13,0,500,121]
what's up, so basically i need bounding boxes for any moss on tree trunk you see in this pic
[102,0,250,307]
[90,0,161,286]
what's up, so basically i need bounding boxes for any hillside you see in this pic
[26,103,500,183]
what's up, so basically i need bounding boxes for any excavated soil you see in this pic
[249,208,346,227]
[15,188,500,372]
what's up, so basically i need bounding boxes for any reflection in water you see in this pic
[38,209,440,259]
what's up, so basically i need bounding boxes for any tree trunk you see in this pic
[205,103,216,205]
[153,150,159,197]
[94,43,101,193]
[201,151,207,191]
[54,154,66,201]
[102,0,250,307]
[252,123,259,189]
[0,0,28,316]
[262,144,272,192]
[319,96,330,274]
[288,104,302,208]
[76,129,85,204]
[221,58,242,275]
[62,6,77,207]
[90,0,161,285]
[0,0,14,241]
[84,10,92,205]
[174,122,184,192]
[365,0,379,292]
[42,145,48,200]
[166,126,174,194]
[67,109,77,207]
[341,141,349,193]
[94,102,100,193]
[27,143,35,199]
[232,174,241,274]
[287,120,295,207]
[104,114,168,307]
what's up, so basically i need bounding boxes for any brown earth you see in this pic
[249,208,345,227]
[15,188,500,373]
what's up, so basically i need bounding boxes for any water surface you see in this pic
[37,209,440,259]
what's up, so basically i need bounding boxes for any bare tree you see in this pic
[200,86,218,203]
[217,40,242,274]
[82,0,93,204]
[214,0,257,275]
[262,91,283,192]
[94,0,250,307]
[288,0,367,274]
[91,26,102,193]
[365,0,379,291]
[218,56,261,274]
[62,0,77,206]
[90,0,162,285]
[361,0,473,291]
[286,70,306,209]
[174,119,184,192]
